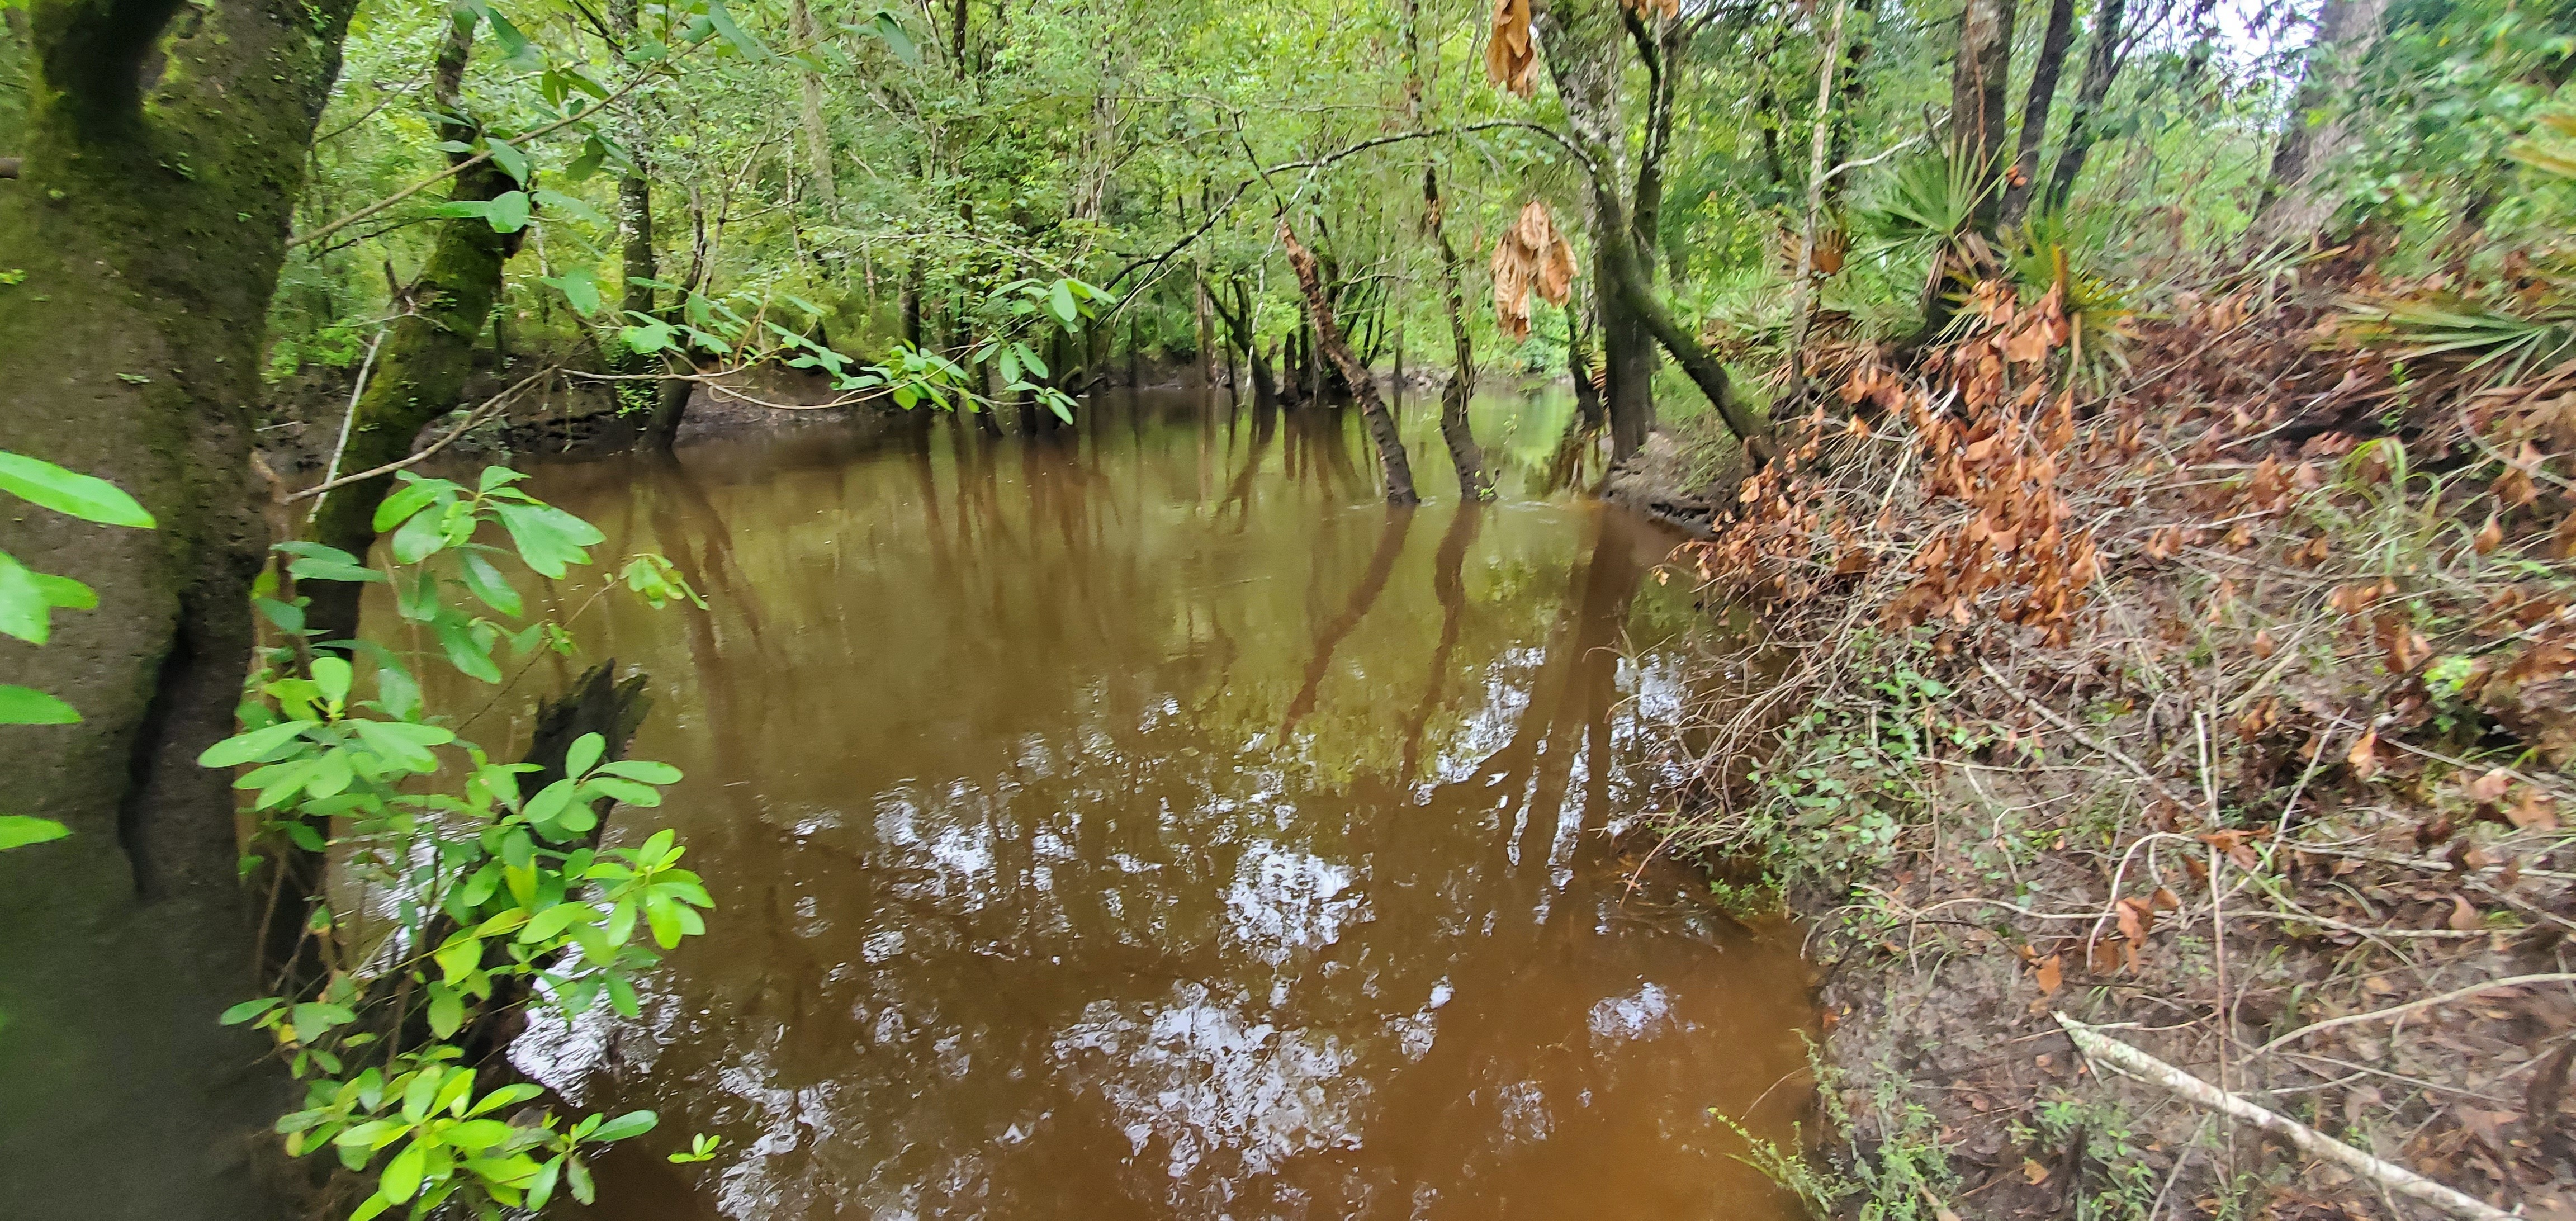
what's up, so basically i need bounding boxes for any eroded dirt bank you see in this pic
[1652,280,2576,1221]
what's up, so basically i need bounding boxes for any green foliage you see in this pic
[210,465,717,1217]
[0,449,156,850]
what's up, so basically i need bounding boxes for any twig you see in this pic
[1978,659,2194,808]
[307,328,388,524]
[2248,973,2576,1058]
[287,368,556,502]
[2056,1013,2516,1221]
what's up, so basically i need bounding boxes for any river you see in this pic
[467,387,1813,1219]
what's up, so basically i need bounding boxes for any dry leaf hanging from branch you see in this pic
[1489,201,1576,340]
[1485,0,1537,98]
[1621,0,1681,19]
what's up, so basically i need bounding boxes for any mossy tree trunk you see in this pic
[305,13,524,648]
[1281,220,1418,505]
[0,2,357,1217]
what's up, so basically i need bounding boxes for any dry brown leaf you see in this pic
[2021,1158,2052,1186]
[2449,896,2484,931]
[1484,0,1537,98]
[2475,513,2505,555]
[2467,767,2515,804]
[2508,788,2560,831]
[1488,201,1575,339]
[2033,953,2063,996]
[2348,728,2381,779]
[2253,628,2277,658]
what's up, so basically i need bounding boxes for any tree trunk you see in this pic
[609,0,676,446]
[2250,0,2390,245]
[1281,221,1418,505]
[2043,0,2130,210]
[1404,0,1491,500]
[1950,0,2016,235]
[1998,0,2078,226]
[1822,0,1882,210]
[305,13,523,648]
[0,3,358,1218]
[789,0,836,209]
[1569,292,1604,429]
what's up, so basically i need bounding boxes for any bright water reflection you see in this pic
[483,389,1812,1220]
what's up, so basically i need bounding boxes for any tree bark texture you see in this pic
[2251,0,2391,245]
[1949,0,2016,235]
[0,2,358,1217]
[1998,0,2077,226]
[305,13,523,647]
[2043,0,2130,210]
[1281,221,1418,505]
[1403,0,1491,500]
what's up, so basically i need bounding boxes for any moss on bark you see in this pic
[0,4,356,1216]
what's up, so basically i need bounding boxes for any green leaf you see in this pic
[434,936,483,984]
[532,190,610,227]
[32,573,95,610]
[220,997,283,1025]
[871,10,920,65]
[197,721,311,768]
[526,1157,564,1210]
[597,759,682,784]
[0,684,78,725]
[1048,280,1079,328]
[309,656,352,707]
[517,900,593,944]
[458,550,523,618]
[431,191,534,234]
[468,1083,544,1118]
[0,816,70,851]
[0,552,50,643]
[428,988,463,1038]
[490,503,604,578]
[0,452,154,527]
[484,137,531,185]
[565,732,604,779]
[380,1140,427,1203]
[703,0,769,57]
[538,266,604,316]
[371,479,448,532]
[589,1110,657,1143]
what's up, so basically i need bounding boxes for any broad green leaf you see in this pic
[484,137,531,185]
[1048,280,1079,328]
[0,684,78,725]
[371,479,447,532]
[220,997,283,1025]
[538,266,604,316]
[0,452,154,527]
[197,721,311,768]
[518,900,593,944]
[490,503,604,578]
[428,988,464,1038]
[0,816,70,850]
[0,552,50,643]
[589,1110,657,1143]
[380,1141,426,1203]
[598,759,682,784]
[871,10,919,65]
[704,1,769,58]
[532,190,610,227]
[565,732,604,779]
[458,550,523,618]
[32,573,94,610]
[309,656,352,707]
[467,1082,543,1117]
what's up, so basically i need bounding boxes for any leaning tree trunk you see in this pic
[1998,0,2078,226]
[2042,0,2130,210]
[1281,221,1419,505]
[1540,0,1768,463]
[305,15,524,649]
[1403,0,1492,500]
[2250,0,2391,246]
[0,3,358,1218]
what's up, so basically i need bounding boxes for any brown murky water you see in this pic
[484,390,1813,1219]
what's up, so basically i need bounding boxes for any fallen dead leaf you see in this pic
[2021,1157,2051,1185]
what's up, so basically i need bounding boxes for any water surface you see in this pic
[485,390,1813,1219]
